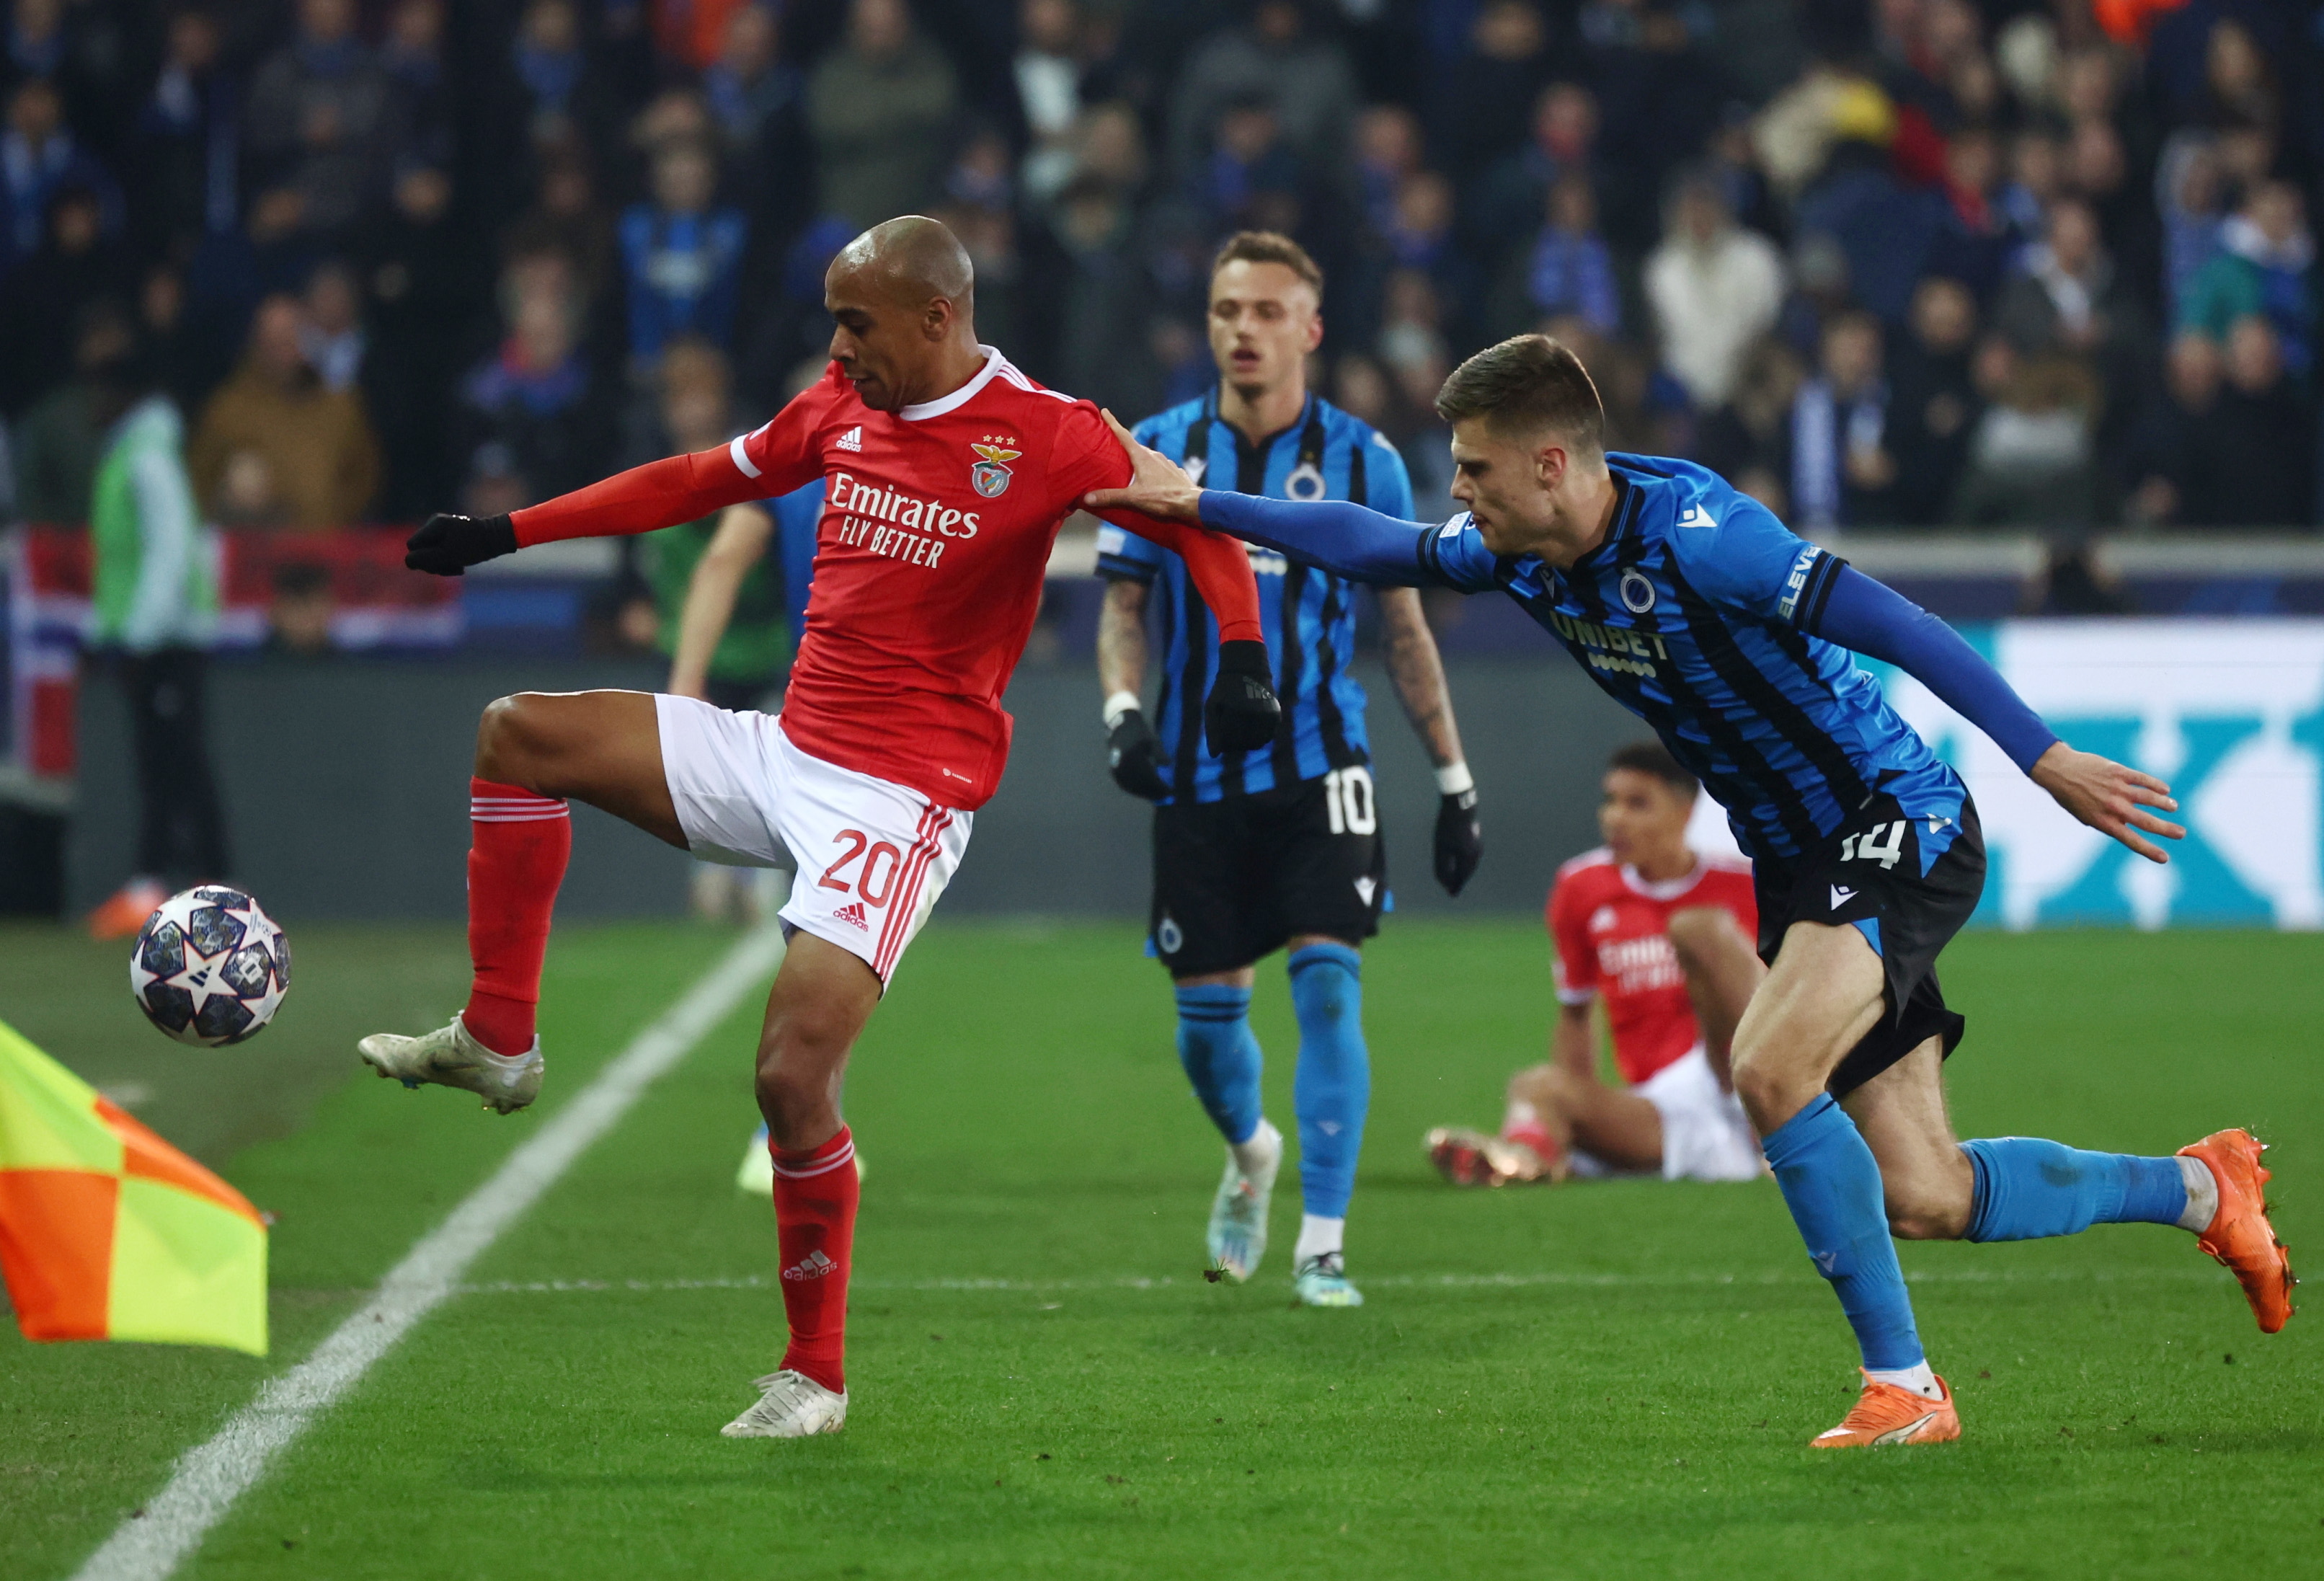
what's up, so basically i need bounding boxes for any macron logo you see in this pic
[1829,885,1857,909]
[835,425,862,453]
[783,1249,839,1282]
[833,902,869,931]
[1677,504,1718,529]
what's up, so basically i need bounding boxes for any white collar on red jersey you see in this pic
[899,344,1008,422]
[1619,853,1706,901]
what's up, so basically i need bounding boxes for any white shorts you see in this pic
[1567,1046,1763,1184]
[1636,1047,1764,1182]
[655,697,972,986]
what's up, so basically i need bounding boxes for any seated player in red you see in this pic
[355,216,1281,1440]
[1427,742,1765,1184]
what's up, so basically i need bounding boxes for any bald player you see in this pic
[358,216,1282,1439]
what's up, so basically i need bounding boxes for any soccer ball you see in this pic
[129,886,291,1046]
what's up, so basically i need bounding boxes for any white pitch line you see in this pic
[71,920,788,1581]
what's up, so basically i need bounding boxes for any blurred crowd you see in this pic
[2,0,2321,537]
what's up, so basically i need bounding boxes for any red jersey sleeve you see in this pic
[1548,875,1598,1004]
[509,374,833,547]
[1052,400,1264,645]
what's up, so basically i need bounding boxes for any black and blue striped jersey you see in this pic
[1420,453,1967,868]
[1096,391,1414,805]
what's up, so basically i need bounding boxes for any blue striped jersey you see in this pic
[1096,392,1414,805]
[1419,453,1966,869]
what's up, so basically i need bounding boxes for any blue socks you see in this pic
[1961,1138,2188,1241]
[1287,943,1368,1221]
[1762,1095,1925,1372]
[1174,984,1263,1146]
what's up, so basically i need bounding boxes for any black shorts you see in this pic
[1150,769,1386,978]
[1752,790,1987,1097]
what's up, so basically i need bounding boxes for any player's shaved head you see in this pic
[828,215,975,316]
[823,215,985,412]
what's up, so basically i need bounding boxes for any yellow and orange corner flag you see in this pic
[0,1017,266,1355]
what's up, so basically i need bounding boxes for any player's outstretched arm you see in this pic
[1807,565,2184,863]
[1081,409,1444,588]
[406,445,776,575]
[667,502,773,701]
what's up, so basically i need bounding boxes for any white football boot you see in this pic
[1293,1250,1365,1308]
[357,1015,543,1114]
[721,1369,848,1438]
[1206,1119,1282,1284]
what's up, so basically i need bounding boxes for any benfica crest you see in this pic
[970,441,1019,497]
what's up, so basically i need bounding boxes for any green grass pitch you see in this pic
[4,918,2320,1580]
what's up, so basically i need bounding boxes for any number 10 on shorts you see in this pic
[820,829,903,906]
[1323,767,1377,836]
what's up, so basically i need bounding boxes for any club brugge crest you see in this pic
[970,441,1019,497]
[1620,567,1656,613]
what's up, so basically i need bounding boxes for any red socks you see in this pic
[462,778,570,1057]
[772,1127,858,1394]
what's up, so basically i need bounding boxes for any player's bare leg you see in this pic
[724,934,881,1439]
[1664,905,1763,1091]
[358,691,680,1112]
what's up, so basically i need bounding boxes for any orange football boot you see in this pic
[2177,1129,2296,1334]
[1424,1126,1563,1187]
[87,879,167,941]
[1809,1371,1960,1448]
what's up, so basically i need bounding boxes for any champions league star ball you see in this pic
[129,887,291,1046]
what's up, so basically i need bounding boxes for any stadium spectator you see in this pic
[243,0,402,241]
[805,0,958,232]
[298,260,365,394]
[1790,311,1895,528]
[381,0,453,176]
[1015,0,1087,203]
[1886,276,1982,526]
[2125,332,2230,528]
[453,249,613,515]
[1694,336,1804,515]
[504,0,616,161]
[1166,0,1359,180]
[2180,180,2315,383]
[0,184,128,418]
[618,137,748,366]
[2156,133,2231,322]
[365,164,484,518]
[1468,82,1602,262]
[9,299,131,522]
[2202,317,2316,528]
[1429,0,1552,180]
[1520,174,1619,337]
[1950,343,2099,527]
[189,293,381,528]
[126,7,239,262]
[1578,0,1722,248]
[1645,171,1786,410]
[1,76,115,277]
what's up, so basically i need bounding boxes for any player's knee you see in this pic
[475,694,556,787]
[753,1045,833,1136]
[1664,905,1737,967]
[1726,1047,1802,1131]
[1507,1063,1558,1106]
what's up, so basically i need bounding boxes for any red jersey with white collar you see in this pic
[1548,846,1757,1086]
[511,344,1267,809]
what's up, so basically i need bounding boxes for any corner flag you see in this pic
[0,1017,267,1355]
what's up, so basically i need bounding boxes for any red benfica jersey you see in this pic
[729,349,1130,805]
[1548,847,1757,1086]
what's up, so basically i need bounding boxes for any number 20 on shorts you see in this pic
[820,829,904,906]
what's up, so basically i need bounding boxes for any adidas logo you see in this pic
[835,425,862,452]
[782,1249,838,1282]
[833,902,869,931]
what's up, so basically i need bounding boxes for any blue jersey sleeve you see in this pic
[1196,491,1496,590]
[1665,492,1844,629]
[1363,430,1416,523]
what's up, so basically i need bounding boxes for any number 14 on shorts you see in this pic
[1839,820,1906,870]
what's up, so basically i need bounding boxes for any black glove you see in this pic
[1203,639,1282,756]
[405,512,518,575]
[1106,707,1171,800]
[1434,785,1482,895]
